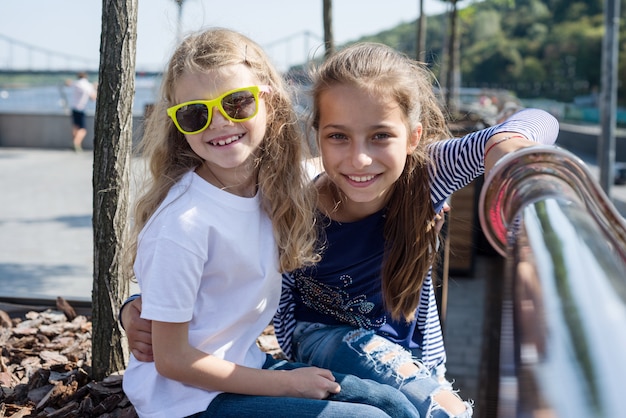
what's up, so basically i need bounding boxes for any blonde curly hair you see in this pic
[124,28,319,280]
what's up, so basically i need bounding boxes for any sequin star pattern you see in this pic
[294,270,386,329]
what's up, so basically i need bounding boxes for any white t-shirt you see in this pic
[70,77,96,111]
[123,171,281,418]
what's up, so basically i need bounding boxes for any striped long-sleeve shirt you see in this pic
[273,108,560,370]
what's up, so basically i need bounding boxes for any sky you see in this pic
[0,0,449,73]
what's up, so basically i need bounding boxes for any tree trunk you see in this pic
[91,0,137,381]
[438,2,449,93]
[416,0,427,61]
[446,0,460,115]
[323,0,334,59]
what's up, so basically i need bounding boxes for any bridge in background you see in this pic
[0,31,323,75]
[0,33,99,72]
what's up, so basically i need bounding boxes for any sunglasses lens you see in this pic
[221,90,257,120]
[171,87,261,134]
[176,104,209,133]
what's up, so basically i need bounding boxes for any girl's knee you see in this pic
[430,388,473,417]
[347,330,425,373]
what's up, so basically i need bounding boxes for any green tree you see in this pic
[543,16,604,96]
[551,0,603,23]
[326,0,624,105]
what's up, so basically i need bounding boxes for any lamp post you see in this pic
[598,0,621,193]
[174,0,185,44]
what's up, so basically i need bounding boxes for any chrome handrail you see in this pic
[478,146,626,417]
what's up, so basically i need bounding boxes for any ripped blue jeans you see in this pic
[293,322,473,418]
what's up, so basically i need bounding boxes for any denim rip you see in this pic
[343,328,474,418]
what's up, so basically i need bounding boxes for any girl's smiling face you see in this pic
[317,83,421,220]
[173,64,268,188]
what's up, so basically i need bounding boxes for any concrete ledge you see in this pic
[557,122,626,161]
[0,112,144,149]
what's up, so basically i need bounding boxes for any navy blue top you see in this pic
[292,209,422,346]
[274,108,560,369]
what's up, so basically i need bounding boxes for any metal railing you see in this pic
[478,146,626,417]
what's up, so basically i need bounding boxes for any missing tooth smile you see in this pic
[209,133,244,146]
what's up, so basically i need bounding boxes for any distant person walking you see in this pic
[68,72,97,152]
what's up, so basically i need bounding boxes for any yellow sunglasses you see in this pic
[167,85,270,135]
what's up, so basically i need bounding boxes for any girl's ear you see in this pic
[407,123,422,154]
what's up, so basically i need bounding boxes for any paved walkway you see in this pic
[0,148,94,301]
[0,148,139,302]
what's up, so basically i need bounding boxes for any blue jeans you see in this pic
[293,322,474,418]
[188,354,419,418]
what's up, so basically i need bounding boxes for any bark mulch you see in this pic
[0,297,283,418]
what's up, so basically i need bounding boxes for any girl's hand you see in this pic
[427,202,450,233]
[121,297,154,362]
[284,367,341,399]
[435,202,450,233]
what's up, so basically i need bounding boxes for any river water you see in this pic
[0,76,158,116]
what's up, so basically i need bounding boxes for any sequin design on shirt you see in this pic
[294,270,387,329]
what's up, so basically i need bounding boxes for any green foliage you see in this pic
[352,0,625,105]
[551,0,603,23]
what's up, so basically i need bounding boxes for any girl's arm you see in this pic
[273,273,297,360]
[152,320,341,399]
[429,108,559,210]
[483,132,541,173]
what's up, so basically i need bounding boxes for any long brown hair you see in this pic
[310,42,451,321]
[125,28,320,280]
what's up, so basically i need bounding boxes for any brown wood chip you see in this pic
[0,307,285,417]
